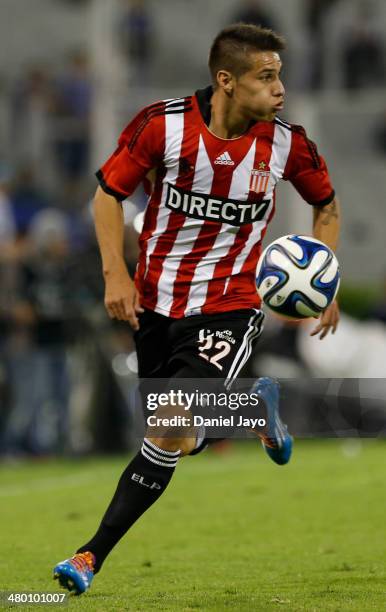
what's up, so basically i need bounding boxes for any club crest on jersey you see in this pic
[249,165,270,194]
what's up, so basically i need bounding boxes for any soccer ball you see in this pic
[256,234,340,319]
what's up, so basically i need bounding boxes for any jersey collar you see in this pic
[195,85,213,126]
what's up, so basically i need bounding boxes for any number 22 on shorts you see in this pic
[197,328,231,371]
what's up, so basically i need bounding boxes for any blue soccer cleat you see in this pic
[53,551,95,596]
[251,377,293,465]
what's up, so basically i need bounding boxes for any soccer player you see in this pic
[53,24,340,594]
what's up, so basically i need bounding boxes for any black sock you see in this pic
[77,439,180,572]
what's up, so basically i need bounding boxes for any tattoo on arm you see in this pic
[319,201,339,226]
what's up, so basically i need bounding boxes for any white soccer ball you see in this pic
[256,234,340,319]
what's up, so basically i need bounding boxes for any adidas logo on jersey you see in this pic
[214,151,234,165]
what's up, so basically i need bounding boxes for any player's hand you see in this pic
[310,300,340,340]
[104,269,144,330]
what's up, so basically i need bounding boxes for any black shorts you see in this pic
[134,308,264,384]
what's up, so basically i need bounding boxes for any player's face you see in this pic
[233,51,285,121]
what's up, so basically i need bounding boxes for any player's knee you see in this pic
[147,435,195,455]
[146,403,196,455]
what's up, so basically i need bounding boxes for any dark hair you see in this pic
[208,23,286,83]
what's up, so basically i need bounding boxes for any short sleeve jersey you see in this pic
[97,86,335,318]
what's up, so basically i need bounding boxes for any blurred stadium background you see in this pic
[0,0,386,457]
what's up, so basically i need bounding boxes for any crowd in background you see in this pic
[1,0,386,456]
[116,0,386,90]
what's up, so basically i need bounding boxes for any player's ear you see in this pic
[216,70,234,94]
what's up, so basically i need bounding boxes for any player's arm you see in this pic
[311,195,341,339]
[93,186,143,330]
[94,106,163,329]
[312,195,341,252]
[284,127,341,340]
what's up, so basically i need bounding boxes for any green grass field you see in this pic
[1,440,385,611]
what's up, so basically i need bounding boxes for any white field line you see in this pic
[0,468,116,498]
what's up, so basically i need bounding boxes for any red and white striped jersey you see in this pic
[97,86,335,318]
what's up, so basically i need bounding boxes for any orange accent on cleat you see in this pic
[258,433,278,449]
[70,551,95,572]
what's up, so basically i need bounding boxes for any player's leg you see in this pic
[165,309,266,455]
[53,312,194,594]
[53,432,183,594]
[165,309,292,463]
[250,376,293,465]
[166,362,224,456]
[53,416,189,594]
